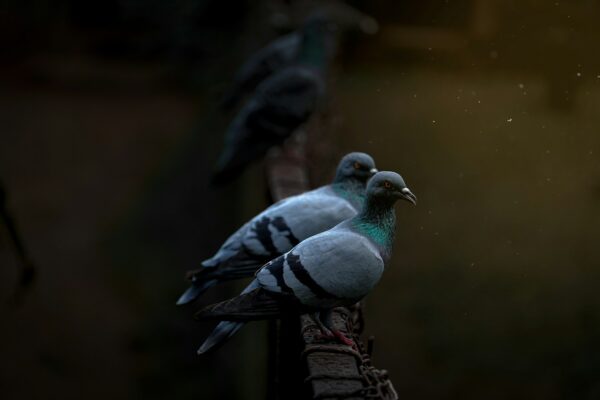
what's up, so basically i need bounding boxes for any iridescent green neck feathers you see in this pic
[331,179,366,210]
[352,198,396,251]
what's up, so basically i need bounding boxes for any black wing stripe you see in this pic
[287,253,338,299]
[267,256,293,294]
[249,217,279,258]
[271,216,300,247]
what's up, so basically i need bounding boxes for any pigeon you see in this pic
[211,14,330,185]
[194,171,416,354]
[177,152,378,306]
[219,32,303,111]
[220,8,378,111]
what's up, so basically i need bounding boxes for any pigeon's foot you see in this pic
[331,330,355,347]
[313,328,334,342]
[313,328,356,348]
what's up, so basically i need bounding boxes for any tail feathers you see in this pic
[211,139,272,186]
[195,288,283,322]
[211,163,247,186]
[214,261,263,280]
[197,321,245,354]
[190,260,263,282]
[200,257,219,268]
[178,260,264,306]
[211,144,244,185]
[176,277,219,306]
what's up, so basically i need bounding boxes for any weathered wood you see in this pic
[265,131,310,202]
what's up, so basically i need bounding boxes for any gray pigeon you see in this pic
[194,171,416,354]
[220,8,378,110]
[177,152,377,306]
[211,14,329,184]
[220,32,303,111]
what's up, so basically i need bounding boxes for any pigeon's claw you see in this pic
[314,328,334,340]
[331,330,355,347]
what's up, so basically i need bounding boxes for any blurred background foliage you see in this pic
[1,1,600,399]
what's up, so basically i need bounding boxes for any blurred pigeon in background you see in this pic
[219,32,303,111]
[194,171,416,354]
[220,7,378,111]
[177,152,377,305]
[211,13,330,184]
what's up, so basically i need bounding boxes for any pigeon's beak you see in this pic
[399,187,417,205]
[369,168,378,176]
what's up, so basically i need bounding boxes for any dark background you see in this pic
[2,1,600,399]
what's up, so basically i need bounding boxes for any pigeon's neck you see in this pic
[352,198,396,256]
[331,178,366,209]
[298,28,327,69]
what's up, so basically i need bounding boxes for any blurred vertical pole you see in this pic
[264,131,310,400]
[0,180,36,304]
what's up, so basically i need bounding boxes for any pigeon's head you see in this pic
[299,12,334,68]
[335,152,378,183]
[367,171,417,205]
[303,11,336,35]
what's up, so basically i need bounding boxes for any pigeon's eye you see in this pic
[383,181,392,189]
[353,162,361,170]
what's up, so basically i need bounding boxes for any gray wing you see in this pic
[251,66,323,136]
[213,66,323,183]
[201,221,253,267]
[202,188,354,270]
[221,33,300,108]
[240,189,356,261]
[256,229,384,308]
